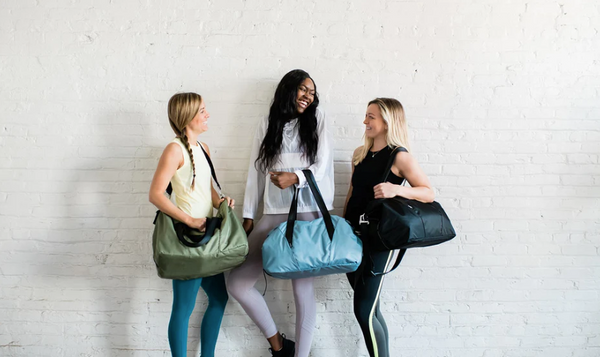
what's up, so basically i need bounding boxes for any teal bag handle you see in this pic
[285,169,335,247]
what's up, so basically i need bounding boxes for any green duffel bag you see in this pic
[152,201,249,280]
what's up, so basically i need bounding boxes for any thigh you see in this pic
[245,214,289,262]
[172,278,202,309]
[200,273,226,295]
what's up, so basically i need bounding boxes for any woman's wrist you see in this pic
[394,184,404,198]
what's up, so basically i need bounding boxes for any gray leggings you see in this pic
[227,212,319,357]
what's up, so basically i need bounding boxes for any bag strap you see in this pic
[198,141,224,198]
[284,169,335,246]
[174,217,223,248]
[381,146,408,183]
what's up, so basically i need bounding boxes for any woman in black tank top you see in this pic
[345,145,406,229]
[343,98,435,357]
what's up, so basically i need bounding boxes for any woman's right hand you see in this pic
[243,218,254,235]
[187,217,207,232]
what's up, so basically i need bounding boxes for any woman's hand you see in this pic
[243,218,254,235]
[373,182,400,199]
[187,217,207,231]
[218,196,235,208]
[269,171,299,190]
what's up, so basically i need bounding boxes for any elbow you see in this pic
[149,191,159,207]
[427,188,436,203]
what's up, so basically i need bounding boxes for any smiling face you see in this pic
[188,100,210,134]
[295,77,315,114]
[363,103,388,139]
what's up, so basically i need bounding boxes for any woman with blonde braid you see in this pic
[149,93,234,357]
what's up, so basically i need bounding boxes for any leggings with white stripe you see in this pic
[347,249,407,357]
[227,212,319,357]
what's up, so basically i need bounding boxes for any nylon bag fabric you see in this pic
[152,142,248,280]
[262,170,363,279]
[360,147,456,251]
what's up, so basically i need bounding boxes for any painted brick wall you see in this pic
[1,1,599,356]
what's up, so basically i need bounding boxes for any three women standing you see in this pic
[149,79,435,357]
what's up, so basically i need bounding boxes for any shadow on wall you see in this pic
[37,105,169,356]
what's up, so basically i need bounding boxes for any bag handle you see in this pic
[174,217,223,247]
[380,146,408,183]
[285,169,334,246]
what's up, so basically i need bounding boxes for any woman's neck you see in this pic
[371,136,388,152]
[183,130,201,146]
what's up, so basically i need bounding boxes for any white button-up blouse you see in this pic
[242,109,334,219]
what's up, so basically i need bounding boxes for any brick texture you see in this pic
[1,1,599,356]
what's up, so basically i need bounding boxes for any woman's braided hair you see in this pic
[167,92,202,190]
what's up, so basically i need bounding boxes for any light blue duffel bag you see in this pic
[262,170,363,279]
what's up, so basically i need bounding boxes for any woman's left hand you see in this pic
[269,171,299,190]
[373,182,400,199]
[219,196,235,208]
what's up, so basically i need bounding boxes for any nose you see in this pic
[363,118,369,125]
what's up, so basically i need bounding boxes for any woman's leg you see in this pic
[351,249,406,357]
[226,214,289,339]
[289,212,320,357]
[168,278,203,357]
[291,277,316,357]
[199,273,228,357]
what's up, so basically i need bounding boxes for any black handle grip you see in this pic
[284,169,334,246]
[175,217,223,248]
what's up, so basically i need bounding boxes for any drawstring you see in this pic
[262,270,268,296]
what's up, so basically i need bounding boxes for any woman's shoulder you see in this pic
[351,146,364,162]
[393,147,414,167]
[315,107,326,121]
[163,141,185,163]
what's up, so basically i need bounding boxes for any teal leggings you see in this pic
[168,273,228,357]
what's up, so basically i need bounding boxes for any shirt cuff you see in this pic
[294,169,308,187]
[242,210,255,220]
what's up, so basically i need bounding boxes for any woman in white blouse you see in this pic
[227,69,334,357]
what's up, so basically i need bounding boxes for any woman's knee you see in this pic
[353,302,372,328]
[208,289,228,309]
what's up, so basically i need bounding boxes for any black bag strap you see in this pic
[174,217,223,247]
[284,169,334,246]
[381,146,408,183]
[197,141,223,195]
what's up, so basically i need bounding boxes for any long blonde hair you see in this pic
[167,92,202,189]
[353,98,410,166]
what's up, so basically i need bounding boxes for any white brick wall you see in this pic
[1,0,599,356]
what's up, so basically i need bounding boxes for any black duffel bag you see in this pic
[359,147,456,251]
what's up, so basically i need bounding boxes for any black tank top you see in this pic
[345,146,407,229]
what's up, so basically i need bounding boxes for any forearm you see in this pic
[149,192,193,225]
[394,185,435,203]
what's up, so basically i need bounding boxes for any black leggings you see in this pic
[347,249,407,357]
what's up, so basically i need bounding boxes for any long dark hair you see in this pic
[256,69,320,172]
